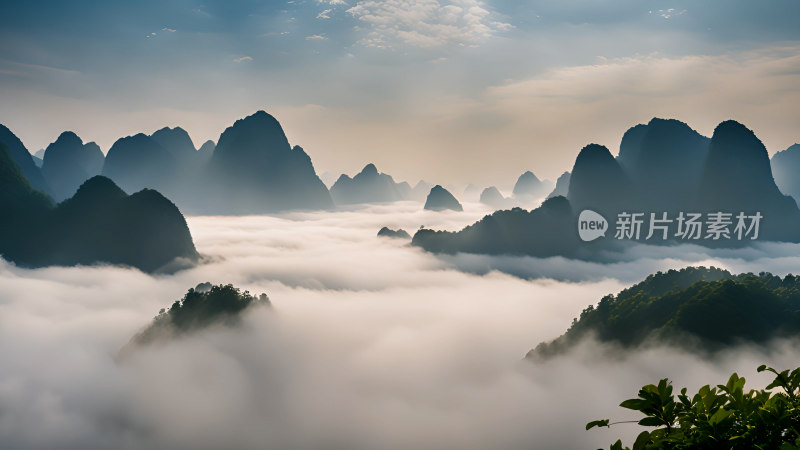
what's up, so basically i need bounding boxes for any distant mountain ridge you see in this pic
[0,124,50,194]
[413,118,800,258]
[771,143,800,203]
[513,171,552,199]
[331,163,410,204]
[0,141,198,272]
[41,131,104,201]
[18,110,334,214]
[196,111,333,213]
[424,185,463,211]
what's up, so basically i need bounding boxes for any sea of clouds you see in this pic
[1,201,799,449]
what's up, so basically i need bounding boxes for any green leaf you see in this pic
[620,399,648,411]
[586,419,609,430]
[709,408,733,425]
[638,417,663,427]
[610,440,626,450]
[632,431,651,450]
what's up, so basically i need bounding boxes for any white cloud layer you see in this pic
[1,204,800,448]
[346,0,511,48]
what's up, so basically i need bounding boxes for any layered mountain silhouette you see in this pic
[413,118,800,258]
[200,111,332,213]
[547,171,570,199]
[462,183,481,202]
[151,127,197,164]
[410,180,433,202]
[196,139,216,166]
[330,163,411,204]
[414,196,577,256]
[85,111,334,214]
[0,143,54,262]
[0,142,197,272]
[424,185,463,211]
[513,171,552,200]
[696,121,800,241]
[102,133,176,194]
[567,143,633,217]
[771,143,800,203]
[377,227,411,239]
[41,131,105,201]
[528,266,800,359]
[617,118,709,210]
[479,186,511,208]
[0,124,50,194]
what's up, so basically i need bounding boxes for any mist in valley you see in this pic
[1,202,798,449]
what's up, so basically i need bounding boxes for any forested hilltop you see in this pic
[529,266,800,359]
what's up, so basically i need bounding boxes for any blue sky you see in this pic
[1,0,799,186]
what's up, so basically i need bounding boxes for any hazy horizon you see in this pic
[2,0,799,185]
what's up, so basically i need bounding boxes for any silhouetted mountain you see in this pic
[202,111,332,213]
[771,143,800,203]
[618,118,710,210]
[410,180,433,202]
[32,154,43,167]
[34,148,45,160]
[0,142,53,262]
[396,181,413,199]
[197,139,215,165]
[151,127,197,163]
[424,185,463,211]
[697,120,800,241]
[513,171,551,199]
[377,227,411,239]
[479,186,510,208]
[0,124,50,194]
[463,183,480,202]
[567,143,633,217]
[29,176,198,272]
[330,163,409,204]
[1,142,197,272]
[41,131,105,201]
[528,267,800,359]
[128,283,270,347]
[102,133,176,194]
[414,196,578,256]
[547,171,570,199]
[413,118,800,260]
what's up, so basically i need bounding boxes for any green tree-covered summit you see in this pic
[131,283,271,346]
[529,266,800,359]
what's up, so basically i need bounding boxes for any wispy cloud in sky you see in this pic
[346,0,511,48]
[0,0,799,185]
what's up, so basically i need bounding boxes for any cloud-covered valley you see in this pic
[1,203,799,449]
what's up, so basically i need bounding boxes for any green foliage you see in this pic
[530,266,800,358]
[132,283,271,345]
[588,364,800,449]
